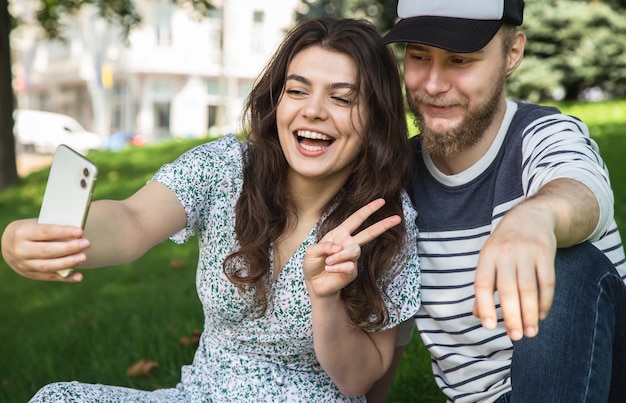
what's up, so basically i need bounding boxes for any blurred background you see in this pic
[3,0,626,186]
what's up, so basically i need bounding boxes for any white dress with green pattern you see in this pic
[30,134,421,403]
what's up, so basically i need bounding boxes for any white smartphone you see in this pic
[38,144,98,277]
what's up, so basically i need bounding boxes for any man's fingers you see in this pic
[515,256,539,338]
[536,258,556,320]
[473,257,498,330]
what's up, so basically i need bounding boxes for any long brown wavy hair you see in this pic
[223,18,412,330]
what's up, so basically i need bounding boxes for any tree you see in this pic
[0,0,18,190]
[508,0,626,102]
[297,0,398,32]
[0,0,213,191]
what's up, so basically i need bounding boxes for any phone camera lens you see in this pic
[83,168,89,177]
[80,179,87,188]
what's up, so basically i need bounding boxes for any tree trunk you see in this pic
[0,0,19,190]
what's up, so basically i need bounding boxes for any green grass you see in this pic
[2,100,626,402]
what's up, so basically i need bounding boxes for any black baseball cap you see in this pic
[380,0,524,53]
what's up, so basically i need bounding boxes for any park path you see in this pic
[16,153,53,177]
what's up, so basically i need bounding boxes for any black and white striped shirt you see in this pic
[408,100,625,402]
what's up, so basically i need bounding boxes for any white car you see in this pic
[14,109,105,154]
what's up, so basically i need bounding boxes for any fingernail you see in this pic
[525,326,538,338]
[483,318,496,329]
[510,330,523,340]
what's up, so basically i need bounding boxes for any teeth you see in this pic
[300,143,326,151]
[296,130,332,141]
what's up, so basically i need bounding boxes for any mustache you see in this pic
[408,94,467,109]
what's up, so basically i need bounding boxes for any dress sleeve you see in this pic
[370,191,421,332]
[521,114,614,241]
[150,134,244,244]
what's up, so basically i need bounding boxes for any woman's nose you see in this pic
[302,95,329,121]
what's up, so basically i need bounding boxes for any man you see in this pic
[372,0,626,402]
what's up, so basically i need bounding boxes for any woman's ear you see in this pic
[506,31,526,77]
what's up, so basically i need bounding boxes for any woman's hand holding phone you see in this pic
[36,145,97,278]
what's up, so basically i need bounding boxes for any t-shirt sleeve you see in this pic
[369,191,421,332]
[150,134,244,244]
[521,114,614,241]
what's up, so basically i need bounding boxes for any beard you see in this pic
[407,67,507,158]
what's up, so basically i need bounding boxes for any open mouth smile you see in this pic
[296,130,334,151]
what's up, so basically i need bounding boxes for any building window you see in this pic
[154,102,171,131]
[111,83,127,130]
[253,11,264,23]
[152,78,175,96]
[207,79,219,96]
[207,105,217,129]
[251,11,265,54]
[154,3,173,47]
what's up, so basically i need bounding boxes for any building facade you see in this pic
[11,0,299,141]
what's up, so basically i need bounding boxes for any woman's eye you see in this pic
[332,96,352,105]
[287,89,306,96]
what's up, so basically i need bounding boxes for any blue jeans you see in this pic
[495,241,626,403]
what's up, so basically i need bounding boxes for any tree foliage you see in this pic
[509,0,626,102]
[0,0,213,191]
[296,0,398,31]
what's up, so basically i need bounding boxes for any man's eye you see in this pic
[452,57,472,64]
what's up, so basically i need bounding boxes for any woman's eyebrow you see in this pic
[286,74,310,85]
[286,74,356,90]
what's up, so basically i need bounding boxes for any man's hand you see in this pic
[473,178,599,341]
[473,200,557,340]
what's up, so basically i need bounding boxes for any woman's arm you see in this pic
[309,292,399,396]
[1,182,186,281]
[303,199,401,396]
[80,182,187,267]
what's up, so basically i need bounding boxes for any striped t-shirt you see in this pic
[407,100,626,402]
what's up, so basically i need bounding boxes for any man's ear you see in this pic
[506,31,526,77]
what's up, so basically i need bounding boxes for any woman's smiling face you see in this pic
[276,45,365,186]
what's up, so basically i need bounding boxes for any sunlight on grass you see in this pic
[554,99,626,127]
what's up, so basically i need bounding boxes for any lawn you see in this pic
[1,100,625,403]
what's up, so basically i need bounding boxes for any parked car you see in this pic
[105,130,147,151]
[13,109,105,155]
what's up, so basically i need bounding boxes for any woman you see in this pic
[2,18,419,402]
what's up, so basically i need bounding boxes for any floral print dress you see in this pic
[30,134,421,403]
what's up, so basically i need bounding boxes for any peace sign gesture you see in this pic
[303,198,401,298]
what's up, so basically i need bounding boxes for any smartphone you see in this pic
[38,144,98,277]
